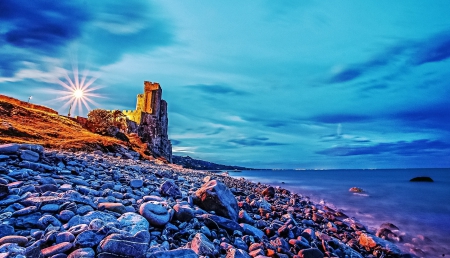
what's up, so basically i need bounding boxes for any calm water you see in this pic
[229,168,450,257]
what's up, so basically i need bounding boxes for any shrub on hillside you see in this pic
[87,109,128,137]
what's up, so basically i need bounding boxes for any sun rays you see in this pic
[48,65,104,117]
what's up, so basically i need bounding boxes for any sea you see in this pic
[229,168,450,257]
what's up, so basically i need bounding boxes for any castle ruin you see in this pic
[125,81,172,162]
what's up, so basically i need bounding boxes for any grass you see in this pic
[0,95,154,160]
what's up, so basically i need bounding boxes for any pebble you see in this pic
[0,143,408,258]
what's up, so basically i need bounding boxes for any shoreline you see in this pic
[0,143,407,257]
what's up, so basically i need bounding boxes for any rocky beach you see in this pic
[0,143,407,258]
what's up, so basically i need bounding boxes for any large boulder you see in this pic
[195,180,239,221]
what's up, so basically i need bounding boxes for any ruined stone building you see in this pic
[124,81,172,162]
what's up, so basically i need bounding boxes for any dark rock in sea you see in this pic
[409,176,433,182]
[195,180,239,221]
[349,187,364,193]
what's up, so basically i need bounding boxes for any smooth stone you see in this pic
[19,144,44,154]
[0,195,21,206]
[98,203,127,214]
[59,210,75,222]
[97,231,150,257]
[67,211,116,228]
[41,242,73,257]
[130,179,143,188]
[38,215,62,229]
[139,202,170,227]
[0,155,9,161]
[298,248,323,258]
[77,205,94,215]
[0,184,8,199]
[21,196,67,207]
[173,204,195,222]
[147,248,198,258]
[41,204,60,212]
[0,235,28,246]
[74,230,106,248]
[59,184,73,191]
[56,232,75,244]
[227,248,251,258]
[118,212,149,235]
[195,180,239,221]
[36,184,59,193]
[200,214,243,233]
[12,206,38,217]
[0,243,26,256]
[67,247,95,258]
[0,225,15,238]
[0,144,19,154]
[13,212,42,228]
[68,224,89,236]
[20,150,40,162]
[160,180,182,198]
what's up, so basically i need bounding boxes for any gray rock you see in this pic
[74,230,106,248]
[200,214,243,233]
[0,144,19,154]
[297,248,323,258]
[130,179,143,188]
[148,248,198,258]
[139,202,170,227]
[68,247,95,258]
[226,248,251,258]
[0,184,8,200]
[188,233,215,256]
[0,224,15,238]
[160,180,182,198]
[97,230,150,257]
[195,180,239,221]
[20,150,40,162]
[173,204,195,222]
[118,212,149,235]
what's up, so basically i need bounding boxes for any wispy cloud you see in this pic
[186,84,249,95]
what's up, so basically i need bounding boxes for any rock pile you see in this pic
[0,143,406,257]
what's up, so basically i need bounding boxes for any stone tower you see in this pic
[124,81,172,162]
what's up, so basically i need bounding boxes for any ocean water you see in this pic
[229,168,450,257]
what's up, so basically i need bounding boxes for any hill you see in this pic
[172,155,253,170]
[0,94,151,158]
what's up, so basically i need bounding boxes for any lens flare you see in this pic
[74,89,83,99]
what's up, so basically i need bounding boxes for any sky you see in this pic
[1,1,450,169]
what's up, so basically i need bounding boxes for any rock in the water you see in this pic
[349,187,364,193]
[195,180,239,221]
[97,230,150,257]
[359,233,402,255]
[188,233,215,256]
[139,202,170,227]
[409,176,433,182]
[160,180,182,198]
[118,212,149,235]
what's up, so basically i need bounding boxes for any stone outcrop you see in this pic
[125,81,172,162]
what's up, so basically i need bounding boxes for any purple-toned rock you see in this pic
[195,180,239,221]
[160,180,182,198]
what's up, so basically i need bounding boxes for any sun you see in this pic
[49,65,104,117]
[74,89,83,99]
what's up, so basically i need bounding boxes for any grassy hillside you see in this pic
[0,94,151,158]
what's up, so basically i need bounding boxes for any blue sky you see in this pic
[1,1,450,169]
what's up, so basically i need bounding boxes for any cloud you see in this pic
[391,101,450,131]
[327,31,450,84]
[0,0,173,78]
[187,84,249,95]
[317,139,450,156]
[228,137,286,147]
[312,113,370,124]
